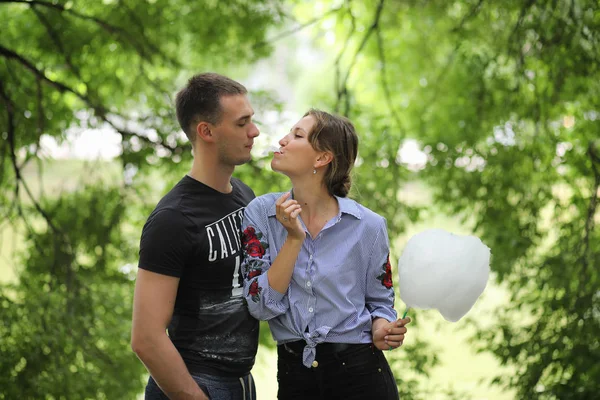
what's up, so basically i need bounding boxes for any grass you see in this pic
[1,160,516,400]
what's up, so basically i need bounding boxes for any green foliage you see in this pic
[0,185,145,399]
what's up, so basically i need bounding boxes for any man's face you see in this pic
[211,94,260,166]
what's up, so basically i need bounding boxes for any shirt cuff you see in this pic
[265,282,286,303]
[371,308,397,322]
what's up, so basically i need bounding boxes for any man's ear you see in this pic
[315,151,334,168]
[196,121,215,143]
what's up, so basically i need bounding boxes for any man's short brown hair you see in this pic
[175,73,248,144]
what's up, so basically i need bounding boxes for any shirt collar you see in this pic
[267,191,362,220]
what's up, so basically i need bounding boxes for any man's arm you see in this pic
[131,268,208,400]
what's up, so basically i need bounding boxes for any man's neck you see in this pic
[188,158,235,194]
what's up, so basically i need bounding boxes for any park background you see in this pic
[1,1,598,399]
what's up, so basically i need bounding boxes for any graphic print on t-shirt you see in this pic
[206,207,245,297]
[206,207,245,262]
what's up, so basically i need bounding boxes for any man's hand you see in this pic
[372,317,411,351]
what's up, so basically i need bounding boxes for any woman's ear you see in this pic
[315,151,334,168]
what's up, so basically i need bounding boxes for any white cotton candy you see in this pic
[259,145,281,157]
[398,229,490,322]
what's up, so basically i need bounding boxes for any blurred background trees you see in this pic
[1,0,598,399]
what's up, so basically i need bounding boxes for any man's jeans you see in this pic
[145,372,256,400]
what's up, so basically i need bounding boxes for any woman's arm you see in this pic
[241,194,305,320]
[365,217,407,349]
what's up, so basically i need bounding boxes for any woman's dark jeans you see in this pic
[276,342,399,400]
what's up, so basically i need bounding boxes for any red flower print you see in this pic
[248,280,262,303]
[242,226,258,246]
[246,238,265,258]
[377,256,393,289]
[247,268,262,279]
[242,226,268,258]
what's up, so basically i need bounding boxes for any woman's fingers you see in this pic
[385,339,403,349]
[276,193,293,215]
[276,193,301,223]
[387,326,407,335]
[275,192,291,205]
[383,317,410,349]
[284,203,301,216]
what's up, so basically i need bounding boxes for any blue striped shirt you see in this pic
[241,191,396,367]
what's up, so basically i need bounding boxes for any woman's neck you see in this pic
[291,183,338,234]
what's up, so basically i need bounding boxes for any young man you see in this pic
[131,73,260,400]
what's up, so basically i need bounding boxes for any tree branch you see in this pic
[253,5,344,49]
[32,5,83,80]
[582,142,600,270]
[451,0,485,33]
[508,0,537,51]
[1,79,21,211]
[1,45,184,156]
[0,79,17,225]
[375,24,404,134]
[334,0,357,115]
[4,0,172,63]
[35,76,44,136]
[103,117,189,155]
[1,80,55,264]
[0,45,91,105]
[335,0,385,115]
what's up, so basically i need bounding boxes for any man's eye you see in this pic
[238,122,247,127]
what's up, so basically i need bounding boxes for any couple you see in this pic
[131,73,411,400]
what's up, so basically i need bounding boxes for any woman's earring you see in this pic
[313,169,317,175]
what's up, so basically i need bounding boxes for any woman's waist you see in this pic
[272,324,373,348]
[278,339,372,356]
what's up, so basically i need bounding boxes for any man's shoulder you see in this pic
[145,205,189,229]
[153,176,192,208]
[231,177,256,201]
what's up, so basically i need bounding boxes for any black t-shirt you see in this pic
[138,175,259,377]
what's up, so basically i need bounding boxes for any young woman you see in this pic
[241,109,410,400]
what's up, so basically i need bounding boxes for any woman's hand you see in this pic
[276,192,305,240]
[372,317,411,351]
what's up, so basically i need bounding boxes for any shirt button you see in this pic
[307,282,312,287]
[312,360,319,368]
[308,307,314,313]
[309,254,313,260]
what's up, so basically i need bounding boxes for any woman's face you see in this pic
[271,115,319,177]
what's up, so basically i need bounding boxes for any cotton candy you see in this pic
[398,229,490,322]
